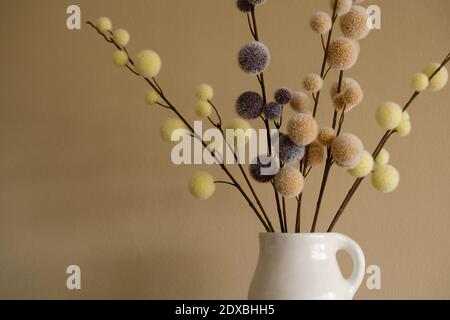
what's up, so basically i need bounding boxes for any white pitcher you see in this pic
[248,233,365,300]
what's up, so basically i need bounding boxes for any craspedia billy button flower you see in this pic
[287,113,318,146]
[236,0,252,13]
[376,102,403,130]
[411,73,429,92]
[274,166,305,199]
[135,50,162,78]
[330,0,353,16]
[327,37,360,71]
[112,50,128,67]
[310,11,332,35]
[303,73,323,93]
[145,89,161,105]
[236,91,264,119]
[340,5,371,40]
[196,84,214,101]
[238,41,270,74]
[188,172,216,200]
[160,118,188,143]
[348,150,374,178]
[422,63,448,91]
[113,28,130,47]
[248,0,267,5]
[279,133,305,163]
[249,155,278,183]
[274,88,292,105]
[290,92,310,113]
[263,102,282,120]
[375,148,390,166]
[330,77,364,112]
[396,117,412,137]
[371,165,400,193]
[225,118,252,144]
[318,127,336,147]
[331,133,364,168]
[195,101,213,118]
[306,141,325,167]
[95,17,112,33]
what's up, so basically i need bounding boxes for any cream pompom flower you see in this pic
[376,102,403,130]
[196,84,214,101]
[136,50,162,78]
[96,17,112,33]
[371,165,400,193]
[188,172,216,200]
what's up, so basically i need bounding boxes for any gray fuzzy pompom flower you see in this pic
[238,41,270,74]
[236,0,252,13]
[274,87,292,105]
[278,133,305,163]
[263,102,282,120]
[236,91,264,119]
[249,155,278,183]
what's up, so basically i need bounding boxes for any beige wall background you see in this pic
[0,0,449,299]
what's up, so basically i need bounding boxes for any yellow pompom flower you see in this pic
[375,148,390,166]
[113,28,130,47]
[196,84,214,101]
[160,118,188,143]
[396,119,412,137]
[371,165,400,193]
[348,150,374,178]
[225,118,252,144]
[112,50,128,67]
[411,73,429,92]
[402,111,410,122]
[96,17,112,33]
[145,90,161,105]
[422,63,448,91]
[195,101,213,118]
[376,102,403,130]
[136,50,162,78]
[188,172,216,200]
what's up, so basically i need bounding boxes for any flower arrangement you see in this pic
[88,0,449,234]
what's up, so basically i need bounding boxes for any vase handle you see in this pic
[335,234,366,296]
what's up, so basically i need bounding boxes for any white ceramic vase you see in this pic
[248,233,365,300]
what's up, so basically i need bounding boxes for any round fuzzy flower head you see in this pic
[303,74,323,93]
[238,41,270,74]
[236,0,252,13]
[145,89,160,105]
[306,141,325,167]
[375,148,390,166]
[411,73,429,92]
[236,91,264,119]
[348,150,374,178]
[331,133,364,168]
[160,118,188,143]
[96,17,112,33]
[225,118,252,144]
[422,63,448,91]
[113,28,130,47]
[279,133,305,163]
[371,165,400,193]
[310,11,332,35]
[290,92,310,113]
[376,102,403,130]
[274,166,305,199]
[188,172,216,200]
[249,155,278,183]
[287,113,318,146]
[274,88,292,105]
[396,118,412,137]
[112,50,128,67]
[263,102,282,120]
[135,50,161,78]
[340,5,371,40]
[327,37,360,71]
[330,0,353,16]
[318,127,336,147]
[330,77,364,112]
[195,101,212,118]
[196,84,214,101]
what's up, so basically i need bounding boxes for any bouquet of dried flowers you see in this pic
[87,0,449,233]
